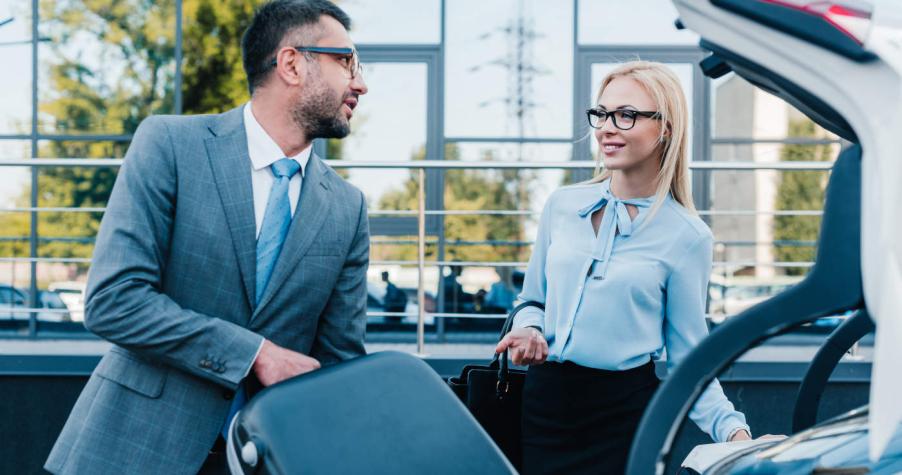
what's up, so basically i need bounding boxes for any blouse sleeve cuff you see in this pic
[513,306,544,332]
[722,423,752,443]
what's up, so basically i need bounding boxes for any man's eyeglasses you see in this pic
[586,107,661,131]
[269,46,363,79]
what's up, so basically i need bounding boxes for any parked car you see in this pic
[48,281,86,321]
[0,285,71,322]
[0,285,28,320]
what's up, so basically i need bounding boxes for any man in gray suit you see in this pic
[45,1,369,473]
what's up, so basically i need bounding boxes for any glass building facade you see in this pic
[0,0,841,338]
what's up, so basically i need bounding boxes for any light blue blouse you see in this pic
[514,178,749,443]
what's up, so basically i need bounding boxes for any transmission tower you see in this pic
[469,0,550,211]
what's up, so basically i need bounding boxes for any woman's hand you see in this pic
[495,327,549,366]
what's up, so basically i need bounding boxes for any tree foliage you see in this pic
[773,119,832,275]
[3,0,295,264]
[376,144,526,263]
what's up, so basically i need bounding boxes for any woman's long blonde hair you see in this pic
[587,61,696,216]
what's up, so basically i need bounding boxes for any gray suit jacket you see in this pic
[45,106,369,474]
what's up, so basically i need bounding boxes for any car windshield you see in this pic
[0,287,25,305]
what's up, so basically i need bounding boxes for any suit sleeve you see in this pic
[310,188,369,365]
[84,116,263,390]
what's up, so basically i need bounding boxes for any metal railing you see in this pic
[0,158,831,349]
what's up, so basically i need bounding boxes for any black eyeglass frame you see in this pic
[586,107,662,131]
[268,46,362,79]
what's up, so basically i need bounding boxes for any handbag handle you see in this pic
[491,300,545,391]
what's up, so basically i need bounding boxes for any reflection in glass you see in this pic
[0,0,32,134]
[339,63,427,210]
[38,0,177,134]
[446,0,573,138]
[180,0,255,115]
[0,141,31,208]
[36,142,125,262]
[341,0,440,44]
[702,167,830,281]
[0,138,33,332]
[0,266,33,335]
[441,165,572,264]
[578,0,698,45]
[712,73,838,140]
[451,141,571,213]
[0,210,31,261]
[34,261,88,333]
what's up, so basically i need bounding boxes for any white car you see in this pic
[48,281,86,322]
[0,285,71,322]
[628,1,902,473]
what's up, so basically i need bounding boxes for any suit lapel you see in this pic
[252,154,332,321]
[204,107,257,314]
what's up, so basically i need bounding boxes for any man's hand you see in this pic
[495,327,548,366]
[252,339,321,387]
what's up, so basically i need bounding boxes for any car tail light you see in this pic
[712,0,877,61]
[763,1,873,44]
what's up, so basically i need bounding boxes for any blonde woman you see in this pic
[496,61,751,474]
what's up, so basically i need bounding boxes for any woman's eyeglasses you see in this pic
[586,107,661,130]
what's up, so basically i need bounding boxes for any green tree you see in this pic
[0,0,350,267]
[773,118,832,275]
[0,0,177,270]
[181,0,255,114]
[376,144,526,264]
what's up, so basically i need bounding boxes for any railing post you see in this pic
[417,167,427,355]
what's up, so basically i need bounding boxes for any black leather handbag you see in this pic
[447,300,545,469]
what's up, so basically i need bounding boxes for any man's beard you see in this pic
[290,78,351,140]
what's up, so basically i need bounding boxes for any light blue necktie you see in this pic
[222,158,301,440]
[255,158,302,304]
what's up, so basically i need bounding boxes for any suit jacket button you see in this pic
[223,390,234,400]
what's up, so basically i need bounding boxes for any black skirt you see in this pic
[521,360,660,475]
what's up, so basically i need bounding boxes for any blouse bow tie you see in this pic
[577,186,653,237]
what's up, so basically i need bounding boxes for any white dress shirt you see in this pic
[243,101,311,238]
[241,101,313,369]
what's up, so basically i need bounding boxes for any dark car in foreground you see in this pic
[684,407,902,473]
[628,0,902,474]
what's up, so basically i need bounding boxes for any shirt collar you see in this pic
[244,101,311,175]
[577,179,657,237]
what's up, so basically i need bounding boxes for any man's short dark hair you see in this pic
[241,0,351,94]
